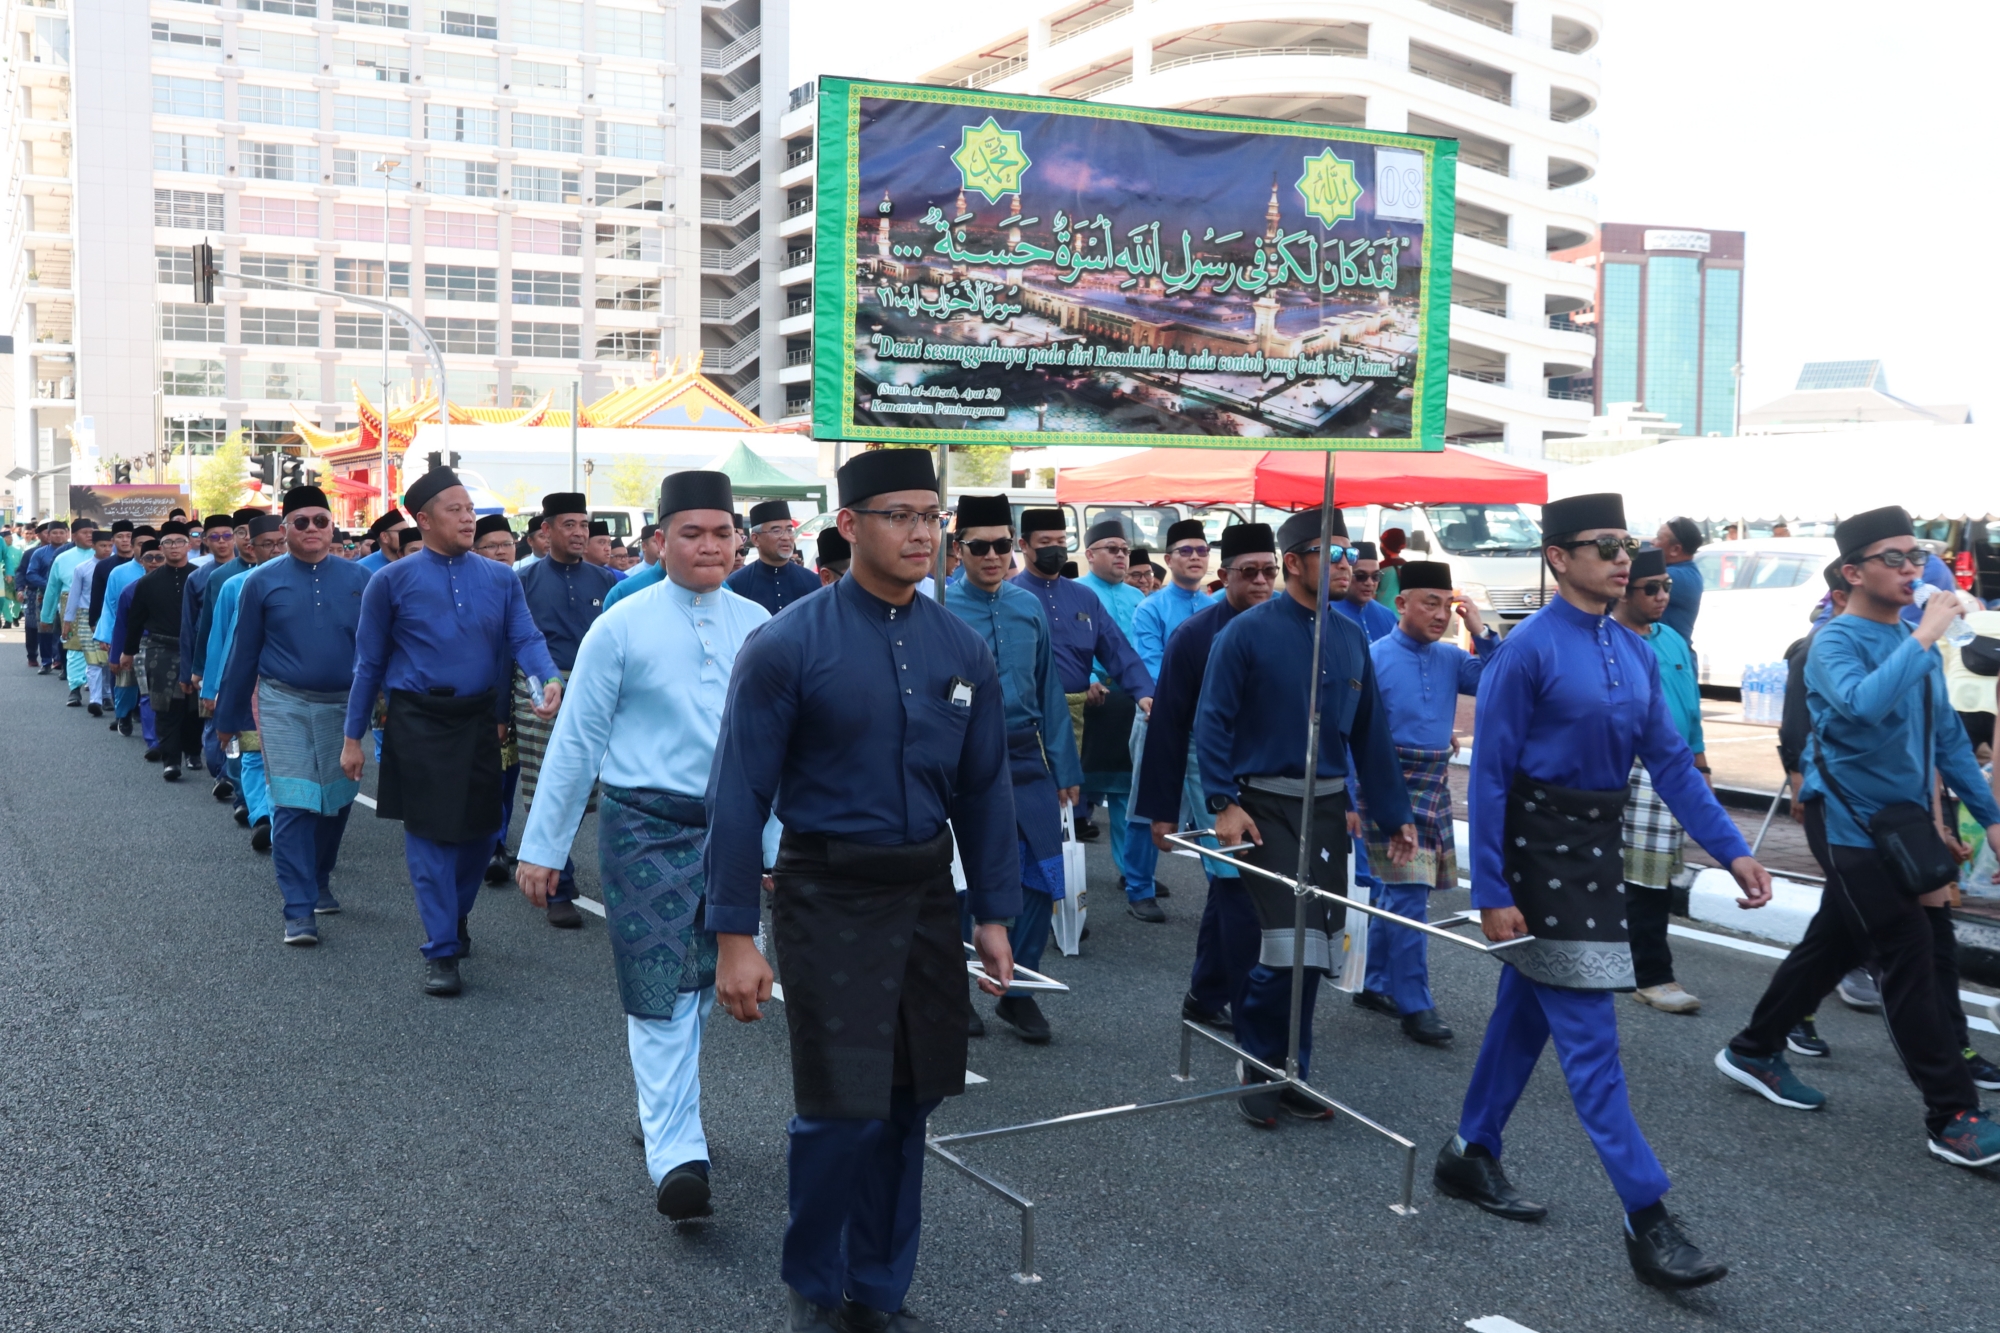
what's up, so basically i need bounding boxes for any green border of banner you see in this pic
[811,75,1456,451]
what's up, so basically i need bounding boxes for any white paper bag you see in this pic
[1332,837,1370,993]
[1051,804,1089,956]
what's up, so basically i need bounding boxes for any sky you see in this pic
[790,0,1996,421]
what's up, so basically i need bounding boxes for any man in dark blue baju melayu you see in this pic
[725,498,821,616]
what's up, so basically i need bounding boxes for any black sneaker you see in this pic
[1279,1086,1333,1120]
[161,764,181,782]
[250,817,272,853]
[1235,1062,1279,1128]
[1966,1049,2000,1091]
[993,995,1051,1043]
[1787,1017,1830,1058]
[118,716,133,736]
[212,779,234,802]
[1180,992,1230,1029]
[1127,896,1166,923]
[233,807,251,828]
[87,702,103,717]
[423,957,462,997]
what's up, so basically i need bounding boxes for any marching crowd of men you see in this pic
[7,463,2000,1329]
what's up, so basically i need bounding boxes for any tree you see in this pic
[949,444,1012,488]
[607,453,661,508]
[501,479,535,517]
[193,430,253,515]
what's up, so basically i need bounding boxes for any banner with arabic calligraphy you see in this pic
[811,77,1455,451]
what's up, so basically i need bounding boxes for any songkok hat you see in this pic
[1020,508,1066,535]
[1130,547,1152,567]
[169,508,187,519]
[1218,523,1275,560]
[232,508,261,527]
[248,515,285,538]
[1629,547,1667,580]
[1399,560,1453,592]
[282,485,331,515]
[1352,541,1379,562]
[474,514,513,541]
[1542,492,1626,539]
[402,466,461,515]
[135,525,158,538]
[92,528,114,543]
[837,447,935,507]
[70,518,94,532]
[138,539,161,554]
[110,520,134,534]
[588,520,611,539]
[955,493,1013,531]
[365,509,405,538]
[1165,518,1205,546]
[658,470,734,521]
[732,512,748,532]
[203,512,234,532]
[1834,505,1914,559]
[1084,518,1129,548]
[1276,508,1346,554]
[816,527,851,566]
[748,499,793,528]
[1823,556,1849,594]
[158,520,190,538]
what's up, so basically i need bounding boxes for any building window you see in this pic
[332,203,411,243]
[156,246,196,285]
[593,7,665,57]
[426,104,497,145]
[161,358,226,395]
[1699,268,1741,437]
[594,275,659,310]
[331,150,410,187]
[514,217,581,256]
[153,133,224,174]
[335,312,411,350]
[242,141,319,183]
[513,60,569,94]
[425,1,497,37]
[512,269,579,307]
[332,0,411,29]
[242,307,320,347]
[595,121,664,162]
[593,224,661,261]
[334,258,411,297]
[596,330,659,360]
[237,31,318,72]
[593,173,661,210]
[240,196,318,237]
[1642,255,1700,436]
[1598,262,1640,406]
[240,86,319,128]
[426,317,498,355]
[241,0,316,15]
[153,74,222,119]
[151,21,223,60]
[332,41,410,82]
[245,362,319,400]
[513,321,579,358]
[162,419,229,454]
[161,304,227,343]
[334,95,407,136]
[421,211,496,250]
[430,51,499,90]
[431,158,500,198]
[511,113,582,154]
[425,264,498,302]
[155,189,225,229]
[596,69,664,111]
[240,253,319,287]
[510,165,580,204]
[510,0,582,49]
[242,420,303,448]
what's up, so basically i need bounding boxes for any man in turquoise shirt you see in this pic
[1073,517,1146,876]
[1124,517,1217,913]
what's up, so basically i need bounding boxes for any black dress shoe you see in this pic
[1352,989,1399,1017]
[967,1006,985,1038]
[109,719,119,730]
[836,1298,931,1332]
[483,851,512,885]
[66,687,82,707]
[1074,817,1100,841]
[118,716,133,736]
[1433,1140,1548,1222]
[1181,992,1230,1028]
[1154,880,1169,898]
[456,916,471,958]
[234,806,251,828]
[655,1160,713,1220]
[1625,1213,1728,1289]
[212,779,234,802]
[423,957,462,996]
[1128,896,1166,923]
[251,817,272,852]
[993,995,1051,1043]
[37,664,53,675]
[547,897,583,929]
[87,702,103,717]
[1402,1008,1454,1046]
[143,747,161,763]
[786,1287,840,1333]
[161,764,181,782]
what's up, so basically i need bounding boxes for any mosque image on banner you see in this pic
[812,76,1456,450]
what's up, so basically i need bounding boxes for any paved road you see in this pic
[2,651,1995,1332]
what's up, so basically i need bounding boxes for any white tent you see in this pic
[1545,422,1998,527]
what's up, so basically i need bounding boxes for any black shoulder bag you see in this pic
[1812,685,1958,896]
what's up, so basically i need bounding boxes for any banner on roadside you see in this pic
[811,76,1455,451]
[67,485,189,526]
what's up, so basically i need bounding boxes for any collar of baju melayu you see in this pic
[837,572,919,621]
[1388,625,1434,655]
[1546,591,1611,631]
[663,577,723,608]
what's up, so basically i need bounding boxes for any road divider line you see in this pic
[355,793,376,809]
[1466,1318,1541,1333]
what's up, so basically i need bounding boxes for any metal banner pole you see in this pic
[1285,449,1336,1082]
[570,383,581,491]
[934,444,950,603]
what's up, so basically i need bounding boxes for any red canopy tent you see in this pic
[1053,446,1548,510]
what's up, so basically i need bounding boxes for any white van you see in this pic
[1339,503,1549,635]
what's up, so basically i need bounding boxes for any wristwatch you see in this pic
[1206,793,1234,814]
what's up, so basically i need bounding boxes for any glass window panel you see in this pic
[153,75,222,119]
[1642,255,1700,436]
[1599,261,1640,407]
[1700,267,1741,437]
[237,31,319,72]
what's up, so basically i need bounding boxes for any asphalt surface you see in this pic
[3,646,1997,1333]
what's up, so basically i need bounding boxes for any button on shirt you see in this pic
[725,557,823,617]
[344,546,558,739]
[215,554,373,734]
[519,554,621,673]
[704,575,1018,934]
[1130,581,1219,678]
[1469,594,1748,909]
[1371,626,1495,750]
[944,577,1083,789]
[1009,571,1154,698]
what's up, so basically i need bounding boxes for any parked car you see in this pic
[1686,537,1839,691]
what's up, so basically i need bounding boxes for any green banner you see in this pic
[812,76,1455,450]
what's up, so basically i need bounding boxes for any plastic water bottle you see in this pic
[1745,664,1765,723]
[1911,582,1977,647]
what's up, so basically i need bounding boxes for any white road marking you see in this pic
[354,793,376,809]
[573,895,606,918]
[1466,1318,1541,1333]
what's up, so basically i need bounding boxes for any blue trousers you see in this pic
[631,992,714,1185]
[1086,790,1132,879]
[1187,875,1261,1017]
[405,832,489,958]
[1236,963,1322,1081]
[272,805,352,921]
[240,752,272,823]
[113,683,138,720]
[139,696,157,746]
[1458,966,1671,1213]
[37,627,58,667]
[1363,883,1435,1016]
[496,762,521,850]
[202,721,225,780]
[784,1086,939,1313]
[1007,886,1054,997]
[227,755,247,815]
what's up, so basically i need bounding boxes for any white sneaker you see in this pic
[1633,983,1702,1014]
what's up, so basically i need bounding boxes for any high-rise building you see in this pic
[779,0,1603,454]
[1555,222,1745,437]
[4,0,786,514]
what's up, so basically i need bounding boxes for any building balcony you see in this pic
[779,360,812,385]
[1449,303,1596,363]
[779,308,812,337]
[778,209,812,239]
[780,255,812,286]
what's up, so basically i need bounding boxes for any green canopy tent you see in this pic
[705,440,828,512]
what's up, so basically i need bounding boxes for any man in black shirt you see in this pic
[120,520,200,780]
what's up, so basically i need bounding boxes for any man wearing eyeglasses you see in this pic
[945,493,1081,1043]
[706,449,1017,1333]
[97,526,157,739]
[1334,540,1397,642]
[1437,491,1769,1291]
[1136,523,1278,1028]
[202,515,291,853]
[1719,505,2000,1172]
[726,499,821,616]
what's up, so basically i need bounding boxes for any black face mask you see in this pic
[1030,545,1066,576]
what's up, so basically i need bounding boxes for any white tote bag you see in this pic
[1051,804,1089,956]
[1332,836,1370,994]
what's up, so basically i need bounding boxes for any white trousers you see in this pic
[629,987,714,1185]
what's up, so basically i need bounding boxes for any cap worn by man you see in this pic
[954,494,1013,531]
[1219,523,1276,560]
[1085,518,1128,548]
[749,499,793,528]
[658,470,734,521]
[836,448,936,507]
[403,466,461,515]
[1542,492,1627,539]
[1834,505,1914,559]
[1629,548,1667,581]
[1165,518,1205,547]
[1398,560,1453,592]
[282,486,332,515]
[1276,508,1346,554]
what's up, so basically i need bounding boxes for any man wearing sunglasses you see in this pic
[1720,505,2000,1171]
[946,494,1082,1043]
[1438,491,1769,1291]
[1333,540,1397,642]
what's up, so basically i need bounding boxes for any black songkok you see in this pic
[1130,547,1152,567]
[837,448,935,507]
[1399,560,1453,592]
[658,470,734,521]
[1276,507,1346,554]
[282,485,331,515]
[134,525,158,539]
[541,492,589,519]
[402,466,461,515]
[588,520,611,539]
[1352,541,1379,562]
[365,509,405,538]
[748,499,793,528]
[816,527,851,566]
[1629,547,1667,580]
[1218,523,1275,560]
[1165,518,1206,546]
[158,520,191,538]
[203,512,234,532]
[1019,508,1066,535]
[111,520,135,534]
[248,515,285,538]
[138,539,161,555]
[954,493,1014,531]
[1542,492,1627,539]
[1834,505,1914,559]
[1084,518,1129,548]
[232,508,262,527]
[474,514,513,541]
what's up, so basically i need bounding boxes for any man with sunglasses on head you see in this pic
[1137,523,1279,1025]
[1718,506,2000,1169]
[1334,540,1398,642]
[946,494,1081,1043]
[727,500,820,617]
[1436,493,1769,1291]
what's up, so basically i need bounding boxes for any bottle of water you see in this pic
[1746,664,1766,724]
[1912,582,1977,647]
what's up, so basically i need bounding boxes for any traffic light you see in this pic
[192,242,215,304]
[277,453,307,490]
[242,450,277,494]
[112,461,132,484]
